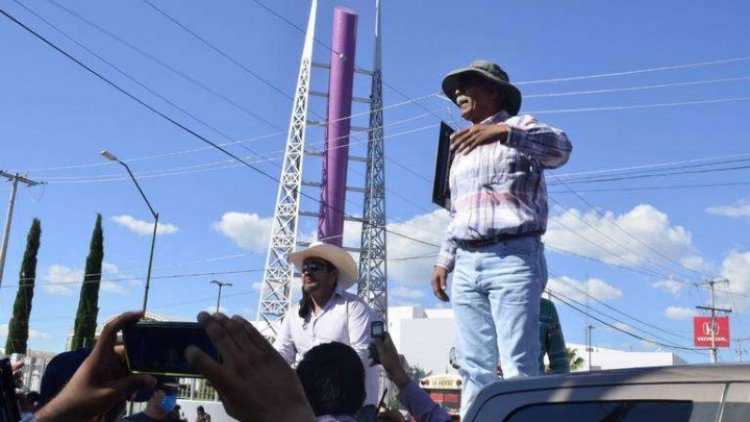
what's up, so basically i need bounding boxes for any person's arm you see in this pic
[432,203,457,302]
[546,304,571,373]
[273,309,297,365]
[374,333,451,422]
[33,312,157,422]
[186,312,315,422]
[347,300,380,405]
[504,114,572,169]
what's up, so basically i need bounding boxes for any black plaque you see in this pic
[432,122,456,210]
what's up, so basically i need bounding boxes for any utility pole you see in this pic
[696,279,732,364]
[210,280,232,313]
[0,170,45,288]
[585,324,595,371]
[735,338,749,362]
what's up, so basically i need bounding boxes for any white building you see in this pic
[387,305,688,375]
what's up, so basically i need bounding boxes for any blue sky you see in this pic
[1,0,749,363]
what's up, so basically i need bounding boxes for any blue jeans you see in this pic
[452,236,547,417]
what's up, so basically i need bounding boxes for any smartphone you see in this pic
[369,321,385,365]
[371,320,385,339]
[122,321,219,378]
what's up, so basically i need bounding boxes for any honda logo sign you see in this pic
[694,316,730,347]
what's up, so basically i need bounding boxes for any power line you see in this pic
[528,96,750,115]
[548,196,704,282]
[555,152,750,180]
[549,181,750,194]
[549,173,711,280]
[138,0,293,100]
[547,269,693,343]
[34,0,282,130]
[558,162,750,185]
[525,75,750,99]
[515,55,750,85]
[548,289,708,354]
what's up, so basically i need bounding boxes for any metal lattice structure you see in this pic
[257,0,318,337]
[358,0,388,323]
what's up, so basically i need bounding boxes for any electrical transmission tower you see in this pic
[257,0,318,338]
[357,0,388,324]
[258,0,389,336]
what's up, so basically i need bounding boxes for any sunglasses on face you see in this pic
[302,262,331,273]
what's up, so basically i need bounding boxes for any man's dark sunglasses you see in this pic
[301,262,333,273]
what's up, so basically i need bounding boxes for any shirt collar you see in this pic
[480,110,511,125]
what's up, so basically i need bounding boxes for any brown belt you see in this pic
[455,231,542,249]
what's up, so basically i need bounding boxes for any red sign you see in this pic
[693,317,730,347]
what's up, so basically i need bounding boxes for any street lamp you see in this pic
[101,150,159,313]
[210,280,233,313]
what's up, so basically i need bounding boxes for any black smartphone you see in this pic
[371,320,385,339]
[123,321,219,377]
[369,321,385,365]
[0,358,21,422]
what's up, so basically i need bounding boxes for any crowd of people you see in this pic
[4,58,571,422]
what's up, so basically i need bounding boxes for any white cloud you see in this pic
[544,204,709,273]
[0,324,52,341]
[547,276,623,302]
[612,322,633,333]
[43,265,82,295]
[386,209,450,286]
[42,262,130,296]
[706,198,750,218]
[390,285,425,300]
[719,250,750,311]
[652,280,684,296]
[664,306,696,320]
[212,212,273,251]
[112,215,179,236]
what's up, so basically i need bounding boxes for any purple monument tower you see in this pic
[319,7,358,246]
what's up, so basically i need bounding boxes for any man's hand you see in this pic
[372,333,410,389]
[11,361,24,388]
[450,123,509,155]
[186,312,314,422]
[431,266,450,302]
[35,311,157,422]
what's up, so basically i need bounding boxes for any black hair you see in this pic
[296,342,366,417]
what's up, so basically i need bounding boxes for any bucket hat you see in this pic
[442,60,522,116]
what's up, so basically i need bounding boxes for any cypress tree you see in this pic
[71,214,104,350]
[5,218,42,355]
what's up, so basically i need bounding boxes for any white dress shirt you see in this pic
[274,284,379,405]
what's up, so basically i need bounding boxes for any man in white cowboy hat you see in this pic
[431,60,572,416]
[274,241,379,406]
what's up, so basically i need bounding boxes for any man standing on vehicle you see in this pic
[431,60,572,416]
[274,241,379,406]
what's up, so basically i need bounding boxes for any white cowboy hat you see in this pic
[288,242,359,289]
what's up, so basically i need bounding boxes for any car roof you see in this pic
[477,364,750,397]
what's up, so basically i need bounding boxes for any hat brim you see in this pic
[288,243,358,290]
[442,67,522,116]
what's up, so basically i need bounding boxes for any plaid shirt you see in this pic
[539,298,570,373]
[436,111,572,271]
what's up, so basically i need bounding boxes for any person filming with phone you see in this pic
[274,242,379,406]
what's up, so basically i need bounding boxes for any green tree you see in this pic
[568,347,585,371]
[5,219,42,355]
[71,214,104,350]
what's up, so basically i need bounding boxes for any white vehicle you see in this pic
[463,364,750,422]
